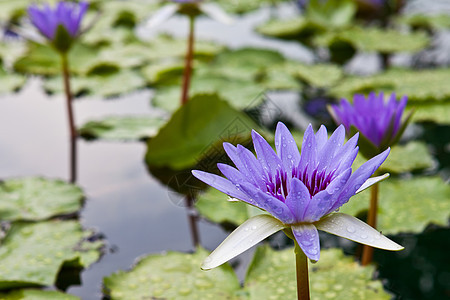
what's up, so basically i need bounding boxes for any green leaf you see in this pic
[103,248,241,300]
[330,68,450,102]
[215,0,289,14]
[339,176,450,235]
[13,43,97,76]
[0,68,26,94]
[195,188,260,226]
[256,17,315,39]
[0,177,83,222]
[0,289,80,300]
[43,70,146,98]
[398,14,450,30]
[141,60,185,86]
[245,246,391,299]
[295,63,343,88]
[409,102,450,125]
[306,0,356,28]
[78,115,167,141]
[0,220,103,289]
[146,94,260,170]
[314,27,429,54]
[152,75,265,112]
[382,142,434,173]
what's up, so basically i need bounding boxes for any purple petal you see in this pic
[223,143,266,190]
[317,125,345,171]
[303,168,352,221]
[191,170,252,204]
[393,95,407,135]
[285,178,311,223]
[330,148,390,211]
[252,130,282,180]
[72,1,89,35]
[315,125,328,151]
[275,122,300,174]
[292,224,321,261]
[239,182,294,224]
[217,163,246,185]
[298,125,318,178]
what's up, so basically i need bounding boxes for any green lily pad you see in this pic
[0,68,26,94]
[295,63,343,88]
[141,60,185,86]
[103,247,240,300]
[353,142,435,174]
[330,68,450,102]
[215,0,289,14]
[245,246,391,299]
[78,115,167,141]
[43,70,146,98]
[0,220,103,289]
[398,14,450,30]
[409,102,450,125]
[0,177,83,222]
[339,176,450,235]
[146,93,260,170]
[256,17,315,39]
[195,188,266,226]
[13,43,98,76]
[0,289,80,300]
[314,27,429,54]
[152,75,265,112]
[305,0,356,28]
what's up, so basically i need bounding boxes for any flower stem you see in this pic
[180,15,195,106]
[294,241,310,300]
[185,194,200,247]
[361,182,379,265]
[61,53,77,184]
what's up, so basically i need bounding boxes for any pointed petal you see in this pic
[315,213,404,251]
[285,178,311,222]
[200,3,234,24]
[275,122,301,174]
[252,130,282,179]
[330,148,390,211]
[317,125,346,171]
[201,215,285,270]
[298,125,317,176]
[315,125,328,151]
[240,182,295,224]
[191,170,252,204]
[291,224,321,261]
[355,173,390,194]
[145,4,178,28]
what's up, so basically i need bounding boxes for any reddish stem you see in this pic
[180,16,195,105]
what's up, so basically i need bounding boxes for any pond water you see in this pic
[0,1,449,299]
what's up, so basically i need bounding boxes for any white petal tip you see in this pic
[227,197,239,202]
[356,173,390,194]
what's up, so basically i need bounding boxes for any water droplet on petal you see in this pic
[346,226,355,233]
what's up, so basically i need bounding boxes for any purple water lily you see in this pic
[331,92,410,157]
[28,1,89,40]
[193,123,403,267]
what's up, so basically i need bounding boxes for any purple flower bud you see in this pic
[28,1,89,41]
[331,92,410,157]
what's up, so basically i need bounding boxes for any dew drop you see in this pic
[360,233,368,239]
[251,225,257,230]
[346,226,355,233]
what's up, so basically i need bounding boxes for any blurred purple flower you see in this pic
[331,92,410,156]
[28,1,89,40]
[193,123,402,267]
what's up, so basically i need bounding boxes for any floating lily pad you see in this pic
[146,94,260,170]
[409,102,450,125]
[339,176,450,235]
[245,246,391,299]
[353,142,435,174]
[0,220,103,289]
[13,43,98,76]
[195,187,266,226]
[44,70,146,98]
[0,289,80,300]
[78,115,167,141]
[330,68,450,102]
[152,75,265,112]
[103,247,240,300]
[256,17,315,39]
[0,68,26,94]
[295,63,343,88]
[216,0,289,14]
[141,60,185,86]
[314,27,429,54]
[398,14,450,30]
[0,177,83,222]
[305,0,356,28]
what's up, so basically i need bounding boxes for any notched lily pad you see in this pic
[103,247,240,300]
[0,220,103,289]
[340,176,450,235]
[0,289,80,300]
[409,102,450,125]
[0,177,83,222]
[78,115,167,141]
[245,246,391,299]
